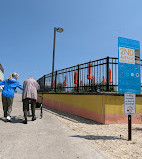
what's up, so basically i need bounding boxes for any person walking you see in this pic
[0,73,23,121]
[22,77,40,124]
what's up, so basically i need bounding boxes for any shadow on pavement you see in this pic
[132,127,142,131]
[0,117,7,122]
[11,116,23,123]
[71,135,126,140]
[0,116,23,124]
[42,106,103,125]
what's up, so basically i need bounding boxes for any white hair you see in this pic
[28,77,34,79]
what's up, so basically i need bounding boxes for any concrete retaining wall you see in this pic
[37,93,142,124]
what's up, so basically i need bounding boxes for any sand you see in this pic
[45,107,142,159]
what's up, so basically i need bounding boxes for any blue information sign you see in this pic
[118,37,141,94]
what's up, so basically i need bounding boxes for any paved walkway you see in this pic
[0,94,107,159]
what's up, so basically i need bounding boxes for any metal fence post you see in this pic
[77,65,79,92]
[106,56,109,92]
[43,75,46,91]
[55,71,57,92]
[89,61,91,91]
[39,79,41,90]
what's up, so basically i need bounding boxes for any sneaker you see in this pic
[32,116,36,121]
[7,116,11,122]
[23,119,27,124]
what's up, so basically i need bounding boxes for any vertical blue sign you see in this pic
[118,37,141,94]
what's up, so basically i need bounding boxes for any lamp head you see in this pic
[56,27,64,33]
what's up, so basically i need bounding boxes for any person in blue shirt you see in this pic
[0,73,23,121]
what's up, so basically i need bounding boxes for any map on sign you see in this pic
[118,37,141,94]
[124,93,136,115]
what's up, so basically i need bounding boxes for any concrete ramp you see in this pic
[0,94,107,159]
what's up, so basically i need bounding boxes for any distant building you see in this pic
[0,64,4,81]
[0,64,4,91]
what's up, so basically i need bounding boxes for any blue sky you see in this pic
[0,0,142,86]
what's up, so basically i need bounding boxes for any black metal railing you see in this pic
[37,56,120,93]
[37,56,142,93]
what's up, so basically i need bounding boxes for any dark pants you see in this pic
[2,96,13,117]
[23,98,36,119]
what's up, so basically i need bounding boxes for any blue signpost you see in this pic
[118,37,141,94]
[118,37,141,141]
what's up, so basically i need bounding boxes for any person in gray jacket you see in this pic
[22,77,40,124]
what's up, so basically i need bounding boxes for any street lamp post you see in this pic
[51,27,64,90]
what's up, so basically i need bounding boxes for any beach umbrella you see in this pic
[80,80,83,86]
[91,76,95,83]
[74,72,78,86]
[103,76,105,84]
[109,68,113,84]
[87,60,92,80]
[63,75,67,86]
